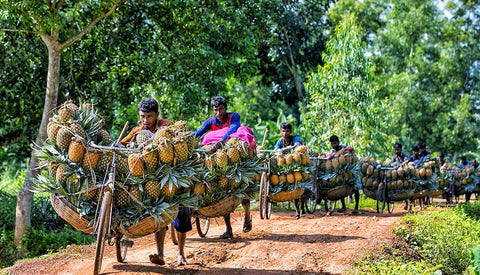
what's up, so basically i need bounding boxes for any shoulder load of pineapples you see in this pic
[33,101,197,230]
[438,164,478,192]
[193,138,263,210]
[266,145,314,195]
[316,149,360,191]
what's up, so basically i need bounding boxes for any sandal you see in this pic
[149,254,165,265]
[219,231,233,239]
[295,214,300,220]
[178,255,187,266]
[242,214,252,233]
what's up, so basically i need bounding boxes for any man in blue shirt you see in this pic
[274,122,302,153]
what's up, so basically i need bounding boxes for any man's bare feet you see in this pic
[149,254,165,265]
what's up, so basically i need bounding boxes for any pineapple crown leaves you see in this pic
[32,142,69,165]
[31,174,67,196]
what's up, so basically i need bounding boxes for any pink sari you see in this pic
[199,126,257,150]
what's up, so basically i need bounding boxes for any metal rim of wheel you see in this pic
[195,216,210,237]
[305,189,317,214]
[328,200,336,215]
[388,201,394,213]
[259,172,268,219]
[93,190,112,275]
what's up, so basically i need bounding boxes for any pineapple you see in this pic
[128,153,144,176]
[301,154,310,166]
[294,171,303,182]
[230,178,241,188]
[227,147,240,163]
[142,146,159,172]
[56,165,69,185]
[49,163,59,178]
[193,183,206,196]
[83,178,98,200]
[57,105,76,124]
[277,156,285,167]
[157,138,174,164]
[270,174,279,186]
[134,130,152,147]
[161,182,177,198]
[56,127,74,150]
[237,141,249,159]
[115,187,129,207]
[99,129,111,144]
[68,136,85,163]
[205,155,216,170]
[82,150,101,173]
[173,138,189,164]
[215,149,228,169]
[295,145,308,153]
[96,152,113,173]
[292,152,302,164]
[47,118,60,142]
[284,154,293,165]
[279,174,287,184]
[129,185,141,202]
[172,120,188,131]
[154,128,174,142]
[68,121,86,139]
[219,175,229,188]
[116,154,129,176]
[287,173,295,184]
[145,179,161,198]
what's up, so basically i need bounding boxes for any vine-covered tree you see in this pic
[0,0,123,244]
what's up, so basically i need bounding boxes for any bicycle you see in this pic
[88,142,141,275]
[376,166,396,214]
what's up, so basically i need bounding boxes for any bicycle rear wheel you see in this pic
[259,172,268,219]
[94,190,112,275]
[305,188,317,214]
[195,216,210,237]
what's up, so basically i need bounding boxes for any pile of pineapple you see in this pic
[266,145,314,196]
[34,101,197,230]
[360,157,437,200]
[316,150,360,191]
[194,138,263,210]
[438,164,478,192]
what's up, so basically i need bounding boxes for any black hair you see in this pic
[330,135,339,143]
[137,98,159,113]
[394,142,402,149]
[418,142,426,149]
[210,96,227,109]
[461,155,467,160]
[439,152,444,157]
[412,145,420,152]
[280,122,292,130]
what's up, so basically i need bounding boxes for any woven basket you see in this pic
[197,196,243,218]
[50,193,94,234]
[389,189,415,201]
[269,188,304,202]
[412,189,430,200]
[429,189,445,198]
[120,206,178,239]
[362,187,377,200]
[325,184,353,201]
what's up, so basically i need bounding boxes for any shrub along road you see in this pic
[4,206,409,274]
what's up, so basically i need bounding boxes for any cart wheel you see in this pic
[115,236,132,263]
[259,172,268,219]
[305,191,317,214]
[170,224,178,245]
[94,190,112,275]
[376,199,380,213]
[195,216,210,237]
[265,196,272,219]
[387,201,394,213]
[378,199,388,214]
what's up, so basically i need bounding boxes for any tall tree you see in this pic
[0,0,122,244]
[304,14,393,156]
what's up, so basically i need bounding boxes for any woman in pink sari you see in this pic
[194,96,255,239]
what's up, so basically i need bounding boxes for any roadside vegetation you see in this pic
[353,201,480,275]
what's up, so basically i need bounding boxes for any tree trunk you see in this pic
[14,41,61,245]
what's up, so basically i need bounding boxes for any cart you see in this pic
[258,149,307,219]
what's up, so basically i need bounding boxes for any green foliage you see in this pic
[0,229,16,269]
[0,191,16,231]
[352,255,441,275]
[467,245,480,275]
[304,13,394,157]
[21,225,95,259]
[394,206,480,275]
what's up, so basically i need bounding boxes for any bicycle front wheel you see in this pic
[195,216,210,237]
[94,190,112,275]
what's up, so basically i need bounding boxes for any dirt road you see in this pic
[3,206,405,275]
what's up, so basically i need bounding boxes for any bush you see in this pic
[0,191,16,230]
[353,255,441,275]
[394,207,480,275]
[0,228,17,268]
